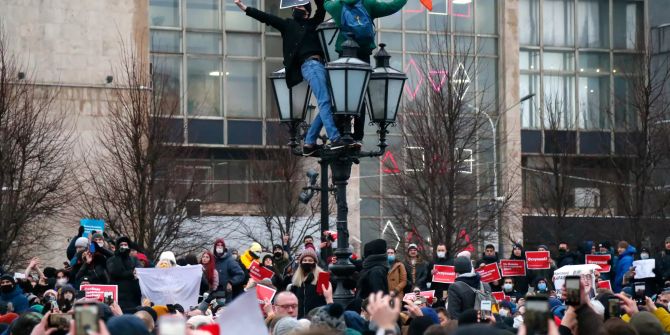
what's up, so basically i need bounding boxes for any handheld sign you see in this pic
[80,284,118,304]
[597,280,611,290]
[525,251,551,270]
[316,272,331,295]
[500,260,526,277]
[585,254,611,273]
[280,0,310,9]
[491,291,506,302]
[432,265,456,284]
[249,261,275,281]
[256,284,277,310]
[79,219,104,238]
[476,263,502,283]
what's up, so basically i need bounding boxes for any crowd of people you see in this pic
[0,227,670,335]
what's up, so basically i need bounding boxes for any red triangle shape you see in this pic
[381,151,401,174]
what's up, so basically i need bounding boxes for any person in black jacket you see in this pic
[289,249,327,318]
[446,256,491,319]
[555,242,580,268]
[106,237,141,314]
[426,243,453,306]
[234,0,345,154]
[76,249,110,285]
[357,239,389,299]
[508,243,530,294]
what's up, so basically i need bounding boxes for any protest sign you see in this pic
[432,265,456,284]
[280,0,310,9]
[597,280,611,290]
[633,259,655,279]
[249,261,275,281]
[256,284,277,310]
[80,219,104,238]
[525,251,551,270]
[491,291,506,302]
[476,263,501,283]
[136,265,203,309]
[500,260,526,277]
[218,288,267,335]
[79,284,118,304]
[585,254,611,273]
[552,264,599,298]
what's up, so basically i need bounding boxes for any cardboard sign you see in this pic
[248,261,275,281]
[525,251,551,270]
[476,263,502,283]
[597,280,611,290]
[80,219,105,238]
[316,272,330,295]
[256,284,277,310]
[419,290,435,299]
[79,284,118,304]
[432,265,456,284]
[491,291,506,302]
[500,260,526,277]
[585,254,611,273]
[280,0,310,9]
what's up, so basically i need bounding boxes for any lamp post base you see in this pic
[329,155,356,307]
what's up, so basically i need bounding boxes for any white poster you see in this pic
[218,288,268,335]
[136,265,203,309]
[633,259,656,279]
[552,264,600,298]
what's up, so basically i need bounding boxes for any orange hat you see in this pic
[152,305,169,318]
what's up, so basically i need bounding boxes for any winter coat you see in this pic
[555,251,580,268]
[387,260,407,298]
[76,253,110,285]
[509,252,530,294]
[404,259,428,291]
[479,253,499,265]
[357,254,389,298]
[106,251,141,313]
[290,275,327,318]
[614,245,637,293]
[656,249,670,283]
[446,273,491,319]
[0,286,29,313]
[427,257,454,301]
[273,253,290,277]
[214,252,245,290]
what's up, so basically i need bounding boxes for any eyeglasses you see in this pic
[276,304,298,309]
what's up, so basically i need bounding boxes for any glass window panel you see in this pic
[613,1,644,50]
[477,57,497,107]
[405,33,425,52]
[520,50,539,70]
[225,0,260,31]
[543,0,574,47]
[428,34,449,54]
[186,0,220,29]
[361,198,381,217]
[476,0,496,34]
[380,9,402,30]
[519,0,540,45]
[520,74,540,128]
[614,77,636,129]
[152,55,182,116]
[226,60,261,117]
[187,57,222,116]
[405,6,426,30]
[579,76,610,129]
[265,35,283,58]
[227,34,261,57]
[577,0,609,48]
[613,54,638,74]
[379,32,403,51]
[151,30,182,53]
[186,32,222,54]
[543,51,575,71]
[265,60,283,119]
[478,37,497,56]
[578,52,610,73]
[264,0,292,32]
[452,1,474,33]
[455,36,474,54]
[429,0,449,33]
[150,0,180,27]
[543,75,576,129]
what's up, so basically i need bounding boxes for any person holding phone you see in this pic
[614,241,637,293]
[75,249,110,285]
[289,249,327,318]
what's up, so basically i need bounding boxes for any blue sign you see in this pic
[80,219,105,238]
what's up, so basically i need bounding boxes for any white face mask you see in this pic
[97,241,104,247]
[437,252,446,258]
[216,247,224,254]
[640,253,649,260]
[503,283,513,291]
[56,278,68,286]
[499,309,509,318]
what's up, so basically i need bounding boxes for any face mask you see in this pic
[216,247,224,254]
[292,9,307,20]
[97,241,104,247]
[437,252,446,258]
[388,255,396,263]
[559,248,566,253]
[0,285,12,294]
[499,309,509,318]
[640,253,649,260]
[300,263,315,273]
[274,252,283,258]
[537,283,547,291]
[63,293,74,301]
[250,251,259,259]
[119,246,129,253]
[503,283,513,292]
[56,278,68,286]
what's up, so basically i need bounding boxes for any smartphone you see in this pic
[159,315,187,335]
[608,298,621,318]
[525,296,549,335]
[74,303,100,335]
[634,283,646,305]
[480,300,492,318]
[103,292,114,305]
[565,275,581,306]
[316,272,330,295]
[89,243,96,254]
[48,313,72,330]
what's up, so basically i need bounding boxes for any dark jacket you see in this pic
[446,273,491,319]
[213,246,245,290]
[656,249,670,283]
[106,250,141,313]
[0,285,29,313]
[404,259,428,291]
[508,252,530,294]
[427,256,454,300]
[555,250,580,268]
[244,0,325,88]
[357,254,389,298]
[76,252,110,285]
[290,275,327,318]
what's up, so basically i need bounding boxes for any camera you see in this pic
[525,296,549,335]
[565,275,581,306]
[608,298,621,318]
[634,283,646,305]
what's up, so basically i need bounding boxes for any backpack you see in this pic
[467,282,495,311]
[340,0,375,47]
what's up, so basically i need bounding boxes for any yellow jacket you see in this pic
[621,308,670,332]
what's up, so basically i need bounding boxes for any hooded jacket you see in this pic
[76,251,110,285]
[212,238,245,290]
[614,245,637,293]
[0,285,29,314]
[446,273,491,319]
[508,248,530,294]
[106,239,141,313]
[356,254,389,298]
[427,255,454,300]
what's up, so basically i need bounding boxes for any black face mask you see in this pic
[0,285,13,294]
[292,9,308,20]
[300,263,316,273]
[274,252,283,258]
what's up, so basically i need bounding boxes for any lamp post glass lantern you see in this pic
[367,44,406,124]
[316,19,339,63]
[326,39,372,117]
[269,68,311,122]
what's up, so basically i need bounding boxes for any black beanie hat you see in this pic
[363,239,387,258]
[454,256,472,274]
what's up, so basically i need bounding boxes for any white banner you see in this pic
[552,264,600,298]
[136,265,203,309]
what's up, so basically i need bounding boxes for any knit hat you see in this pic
[272,317,301,335]
[538,245,549,251]
[159,251,177,265]
[665,236,670,243]
[311,304,347,332]
[250,242,262,254]
[408,243,418,251]
[454,256,472,274]
[0,312,18,325]
[9,313,42,334]
[457,309,479,326]
[408,315,437,335]
[420,307,440,324]
[107,315,151,335]
[630,311,664,335]
[343,311,367,333]
[186,315,214,329]
[457,250,471,260]
[135,253,148,264]
[0,274,15,285]
[116,236,131,247]
[152,305,169,318]
[363,239,387,258]
[298,248,318,264]
[75,237,89,248]
[92,233,104,240]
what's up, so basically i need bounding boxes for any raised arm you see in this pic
[364,0,407,19]
[324,0,343,26]
[236,0,288,32]
[310,0,326,24]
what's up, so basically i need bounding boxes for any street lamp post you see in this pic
[269,39,406,307]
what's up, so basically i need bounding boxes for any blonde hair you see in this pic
[291,256,323,287]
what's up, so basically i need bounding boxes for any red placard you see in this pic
[316,272,330,295]
[79,284,118,304]
[586,254,611,273]
[491,291,506,302]
[597,280,612,290]
[432,265,456,284]
[500,260,526,277]
[476,263,502,283]
[525,251,551,270]
[256,284,277,310]
[249,261,275,281]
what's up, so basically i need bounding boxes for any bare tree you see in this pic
[382,39,514,257]
[0,29,74,269]
[78,41,210,260]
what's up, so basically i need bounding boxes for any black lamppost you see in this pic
[269,38,406,307]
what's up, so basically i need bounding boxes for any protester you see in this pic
[289,248,329,318]
[404,243,428,292]
[555,241,580,268]
[656,236,670,289]
[386,247,407,299]
[615,240,637,293]
[426,243,453,306]
[0,275,28,314]
[357,239,389,299]
[200,250,219,292]
[106,236,142,314]
[446,256,491,319]
[212,238,245,302]
[508,243,530,294]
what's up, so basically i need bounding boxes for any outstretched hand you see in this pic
[234,0,247,11]
[367,292,401,331]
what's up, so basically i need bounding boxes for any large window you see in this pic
[543,0,574,47]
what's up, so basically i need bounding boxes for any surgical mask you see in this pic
[119,246,129,252]
[437,252,446,258]
[499,309,509,318]
[388,255,396,263]
[640,253,649,260]
[56,278,68,286]
[216,247,224,254]
[537,283,547,291]
[503,283,513,291]
[97,241,104,247]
